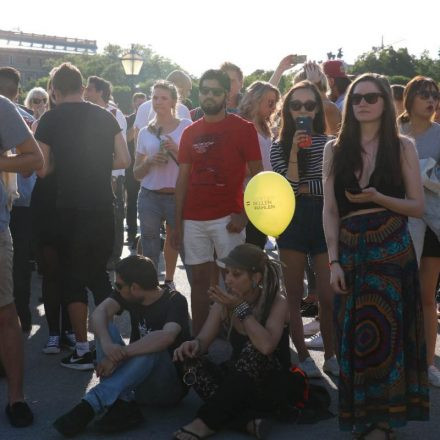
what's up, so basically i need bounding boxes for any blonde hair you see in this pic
[238,81,280,137]
[166,70,192,100]
[24,87,49,109]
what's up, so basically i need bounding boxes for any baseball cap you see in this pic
[217,244,268,273]
[322,60,347,78]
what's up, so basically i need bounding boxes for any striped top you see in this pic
[270,134,330,196]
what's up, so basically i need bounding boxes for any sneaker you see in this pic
[303,319,320,337]
[60,350,94,371]
[53,400,94,437]
[60,332,76,349]
[323,355,340,377]
[428,365,440,387]
[43,335,61,354]
[305,332,324,349]
[5,401,33,427]
[298,357,322,379]
[95,399,144,433]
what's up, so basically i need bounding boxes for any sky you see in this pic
[1,0,439,77]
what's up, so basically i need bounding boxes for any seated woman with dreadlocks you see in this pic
[173,244,289,440]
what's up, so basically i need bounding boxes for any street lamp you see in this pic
[120,44,144,92]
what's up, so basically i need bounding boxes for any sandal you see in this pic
[173,427,202,440]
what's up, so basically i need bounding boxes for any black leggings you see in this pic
[38,244,72,335]
[190,343,282,431]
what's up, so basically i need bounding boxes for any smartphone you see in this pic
[292,54,307,64]
[345,187,362,195]
[295,116,312,148]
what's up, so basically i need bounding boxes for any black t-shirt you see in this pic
[35,102,121,210]
[110,289,191,354]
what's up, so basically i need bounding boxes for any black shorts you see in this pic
[57,207,114,305]
[277,195,327,256]
[422,226,440,258]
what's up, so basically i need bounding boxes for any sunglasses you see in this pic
[199,87,225,97]
[351,93,383,105]
[32,97,47,105]
[289,100,317,112]
[416,90,440,101]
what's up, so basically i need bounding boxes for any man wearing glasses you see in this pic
[53,255,190,437]
[173,69,262,334]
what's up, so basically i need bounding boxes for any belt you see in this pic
[142,187,175,196]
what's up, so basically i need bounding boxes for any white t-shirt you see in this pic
[258,133,273,171]
[107,105,127,177]
[137,118,192,190]
[134,100,191,130]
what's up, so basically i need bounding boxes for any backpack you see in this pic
[263,365,334,424]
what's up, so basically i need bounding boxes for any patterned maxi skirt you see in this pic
[334,210,429,432]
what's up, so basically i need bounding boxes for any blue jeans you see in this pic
[137,187,176,270]
[84,324,185,414]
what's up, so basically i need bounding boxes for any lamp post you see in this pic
[120,44,144,93]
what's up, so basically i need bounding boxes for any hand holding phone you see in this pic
[295,117,312,148]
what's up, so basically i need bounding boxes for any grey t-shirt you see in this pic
[400,122,440,162]
[0,96,32,231]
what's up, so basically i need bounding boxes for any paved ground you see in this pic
[1,240,439,439]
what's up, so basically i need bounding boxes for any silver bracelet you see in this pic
[233,301,252,321]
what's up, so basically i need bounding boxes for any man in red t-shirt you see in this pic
[173,69,262,333]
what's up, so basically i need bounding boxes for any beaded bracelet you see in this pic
[233,301,252,321]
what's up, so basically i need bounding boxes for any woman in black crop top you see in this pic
[323,73,428,438]
[173,244,288,440]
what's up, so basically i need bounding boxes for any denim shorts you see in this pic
[277,195,327,255]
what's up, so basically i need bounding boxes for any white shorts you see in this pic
[183,215,245,265]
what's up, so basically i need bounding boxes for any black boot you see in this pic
[53,400,95,437]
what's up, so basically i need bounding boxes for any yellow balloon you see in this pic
[244,171,295,237]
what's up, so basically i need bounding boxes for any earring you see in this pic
[252,280,257,289]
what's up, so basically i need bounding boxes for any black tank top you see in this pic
[334,167,405,218]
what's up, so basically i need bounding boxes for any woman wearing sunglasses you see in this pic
[134,81,191,279]
[24,87,49,120]
[173,244,288,440]
[398,76,440,388]
[270,81,338,379]
[238,81,280,249]
[323,73,428,439]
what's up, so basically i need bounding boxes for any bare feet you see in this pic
[174,418,215,440]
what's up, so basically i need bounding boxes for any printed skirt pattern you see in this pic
[334,210,429,432]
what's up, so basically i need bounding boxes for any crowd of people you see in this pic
[0,55,439,440]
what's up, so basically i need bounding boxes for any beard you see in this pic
[200,97,226,115]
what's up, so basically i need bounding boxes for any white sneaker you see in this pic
[323,355,340,377]
[428,365,440,387]
[43,335,61,354]
[298,356,322,378]
[303,319,320,337]
[305,332,324,349]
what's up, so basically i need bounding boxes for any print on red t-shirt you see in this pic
[178,114,261,221]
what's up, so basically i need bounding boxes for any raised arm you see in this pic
[269,55,297,87]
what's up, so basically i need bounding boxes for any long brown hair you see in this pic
[278,81,326,171]
[332,73,403,187]
[398,75,439,124]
